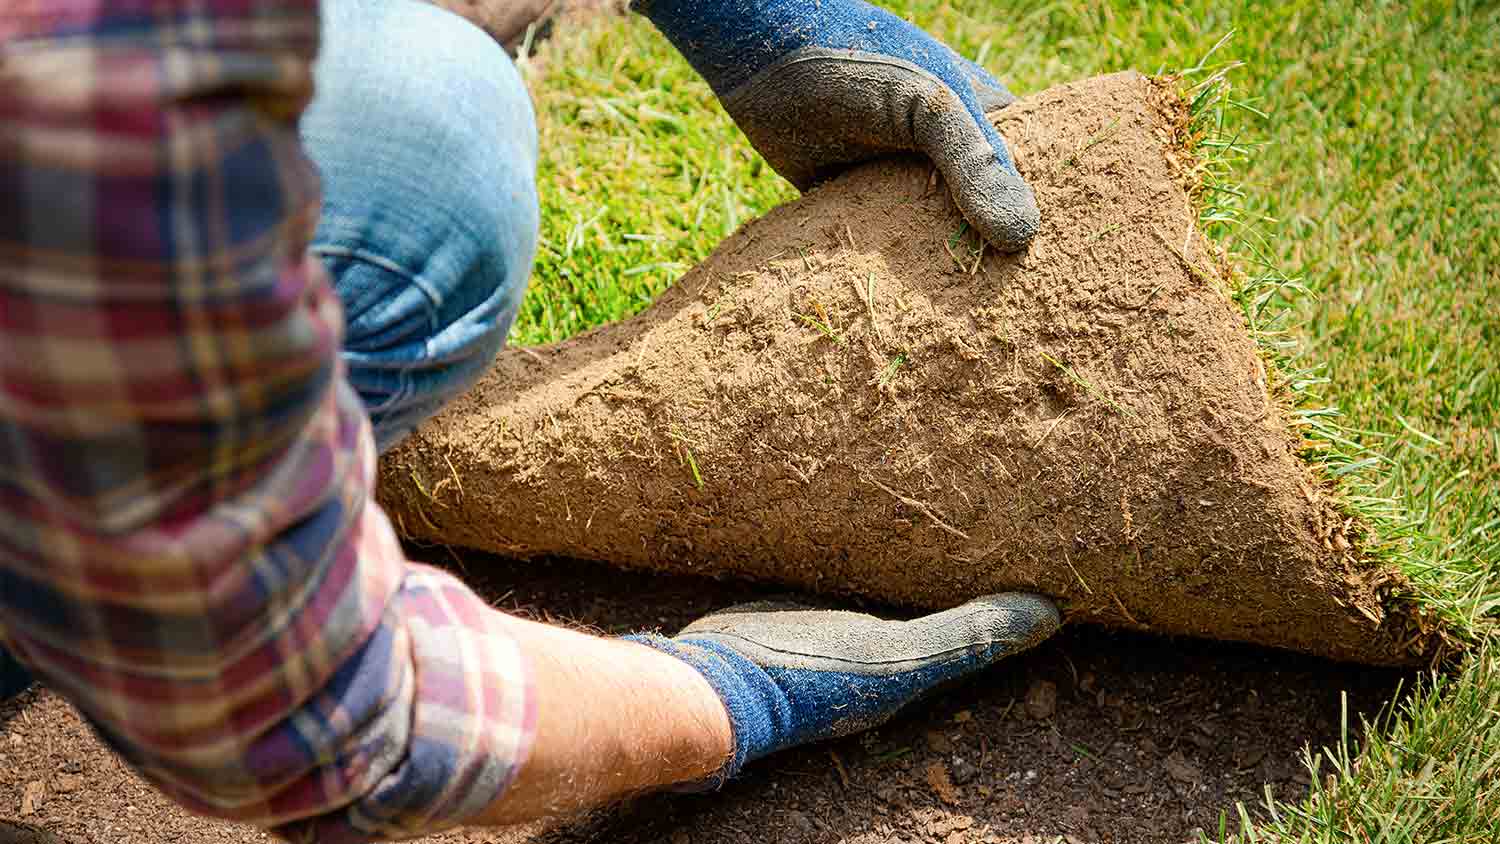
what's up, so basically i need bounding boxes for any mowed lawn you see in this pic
[515,0,1498,840]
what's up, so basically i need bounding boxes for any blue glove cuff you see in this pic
[623,633,780,787]
[635,0,974,99]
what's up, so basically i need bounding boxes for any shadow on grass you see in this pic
[409,543,1415,844]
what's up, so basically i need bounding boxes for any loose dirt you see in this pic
[378,72,1433,665]
[0,553,1410,844]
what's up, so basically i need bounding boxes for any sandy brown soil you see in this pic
[379,72,1434,665]
[0,551,1407,844]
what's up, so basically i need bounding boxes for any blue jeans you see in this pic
[0,0,539,701]
[308,0,539,451]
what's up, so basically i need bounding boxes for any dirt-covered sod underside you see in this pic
[379,72,1437,666]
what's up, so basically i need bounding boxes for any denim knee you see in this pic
[301,0,540,452]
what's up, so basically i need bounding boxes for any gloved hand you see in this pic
[627,593,1059,784]
[633,0,1040,251]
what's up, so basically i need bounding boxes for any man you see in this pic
[0,0,1057,839]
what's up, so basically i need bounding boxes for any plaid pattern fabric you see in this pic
[0,2,534,840]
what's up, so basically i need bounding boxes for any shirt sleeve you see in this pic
[0,2,534,839]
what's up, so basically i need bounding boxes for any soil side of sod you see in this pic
[378,72,1436,665]
[0,552,1411,844]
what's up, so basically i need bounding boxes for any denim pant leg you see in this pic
[0,0,540,705]
[302,0,540,453]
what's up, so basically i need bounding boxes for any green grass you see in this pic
[1215,648,1500,842]
[519,1,1498,839]
[512,26,793,344]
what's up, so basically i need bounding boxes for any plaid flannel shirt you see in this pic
[0,2,534,840]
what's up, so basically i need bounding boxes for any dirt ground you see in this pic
[1,549,1406,844]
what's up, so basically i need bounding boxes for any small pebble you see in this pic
[1024,679,1058,720]
[950,755,979,785]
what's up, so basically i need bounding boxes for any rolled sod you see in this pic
[378,72,1439,665]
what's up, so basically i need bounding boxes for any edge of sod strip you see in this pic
[1171,69,1480,664]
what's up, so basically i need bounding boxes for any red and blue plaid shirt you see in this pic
[0,2,534,840]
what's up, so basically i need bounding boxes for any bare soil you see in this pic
[0,551,1409,844]
[378,72,1434,665]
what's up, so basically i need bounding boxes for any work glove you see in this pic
[627,593,1059,784]
[632,0,1041,251]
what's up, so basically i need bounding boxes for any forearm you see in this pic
[473,618,733,824]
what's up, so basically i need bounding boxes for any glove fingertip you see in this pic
[1011,593,1064,643]
[967,592,1062,650]
[929,108,1039,253]
[965,178,1041,253]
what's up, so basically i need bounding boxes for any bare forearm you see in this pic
[472,616,733,824]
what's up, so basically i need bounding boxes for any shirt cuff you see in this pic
[275,557,537,843]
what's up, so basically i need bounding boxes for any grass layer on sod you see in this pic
[514,0,1498,838]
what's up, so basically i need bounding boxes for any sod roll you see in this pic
[378,72,1435,665]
